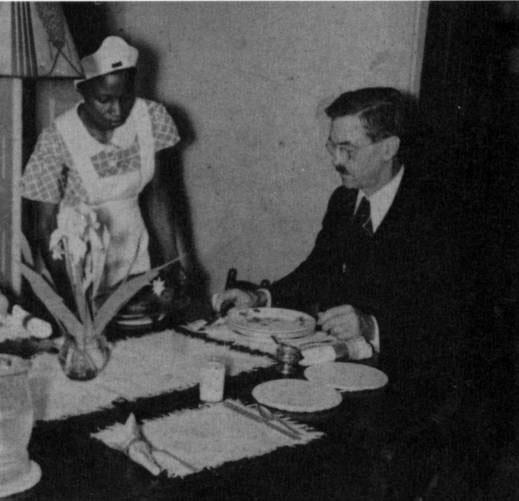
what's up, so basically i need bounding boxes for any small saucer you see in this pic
[0,461,41,498]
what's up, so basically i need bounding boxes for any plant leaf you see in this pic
[93,258,179,336]
[20,232,56,287]
[20,232,34,267]
[20,263,83,339]
[92,227,110,300]
[63,243,88,327]
[40,266,56,287]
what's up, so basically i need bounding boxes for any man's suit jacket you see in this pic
[270,167,470,389]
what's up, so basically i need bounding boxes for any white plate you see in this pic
[115,314,165,328]
[229,324,312,336]
[230,327,313,341]
[252,379,342,413]
[304,362,388,392]
[116,316,154,327]
[228,307,315,338]
[116,311,154,320]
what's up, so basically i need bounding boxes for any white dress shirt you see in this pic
[355,165,404,232]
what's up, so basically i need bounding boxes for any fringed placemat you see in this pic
[30,330,273,421]
[185,318,335,355]
[92,399,324,477]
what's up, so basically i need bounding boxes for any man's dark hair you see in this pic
[325,87,405,143]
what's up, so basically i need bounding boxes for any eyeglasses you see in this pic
[325,139,380,161]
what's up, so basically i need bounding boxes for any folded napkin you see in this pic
[93,413,196,476]
[300,336,373,365]
[101,413,164,476]
[185,318,336,356]
[93,400,323,477]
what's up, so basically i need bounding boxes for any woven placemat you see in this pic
[30,330,273,421]
[92,400,324,477]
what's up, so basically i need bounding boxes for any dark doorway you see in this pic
[419,1,519,494]
[419,1,516,298]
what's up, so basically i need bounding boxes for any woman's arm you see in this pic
[142,153,179,264]
[141,153,190,309]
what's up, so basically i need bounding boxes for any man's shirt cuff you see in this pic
[346,315,379,360]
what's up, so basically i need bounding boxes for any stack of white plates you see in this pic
[227,307,316,342]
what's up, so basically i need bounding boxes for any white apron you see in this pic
[55,98,155,289]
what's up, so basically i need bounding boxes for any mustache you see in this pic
[335,165,348,175]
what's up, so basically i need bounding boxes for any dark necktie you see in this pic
[351,196,373,236]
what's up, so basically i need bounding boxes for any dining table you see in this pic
[0,300,493,501]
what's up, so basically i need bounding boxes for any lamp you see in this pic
[0,7,82,495]
[0,2,82,296]
[0,2,82,78]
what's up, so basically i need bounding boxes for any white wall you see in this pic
[37,2,429,295]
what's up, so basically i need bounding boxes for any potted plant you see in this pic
[20,202,180,380]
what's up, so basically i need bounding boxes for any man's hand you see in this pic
[319,304,377,348]
[212,288,265,314]
[318,305,362,340]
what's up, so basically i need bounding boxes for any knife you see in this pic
[223,400,300,440]
[152,448,197,473]
[140,428,197,473]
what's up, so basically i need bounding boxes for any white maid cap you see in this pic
[75,36,138,87]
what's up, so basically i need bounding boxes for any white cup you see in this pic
[199,360,225,403]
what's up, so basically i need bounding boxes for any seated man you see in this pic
[214,87,470,392]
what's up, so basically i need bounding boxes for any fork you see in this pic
[255,404,301,438]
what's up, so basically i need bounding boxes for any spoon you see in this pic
[256,404,301,438]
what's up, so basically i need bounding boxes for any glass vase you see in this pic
[58,332,111,381]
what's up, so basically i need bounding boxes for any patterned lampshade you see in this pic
[0,2,83,78]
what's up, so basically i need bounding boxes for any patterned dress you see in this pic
[21,98,180,288]
[21,98,179,205]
